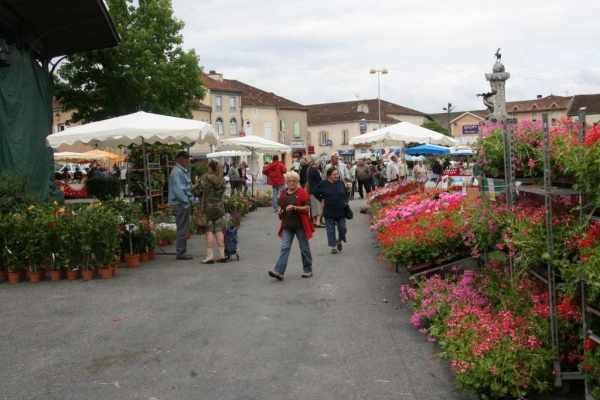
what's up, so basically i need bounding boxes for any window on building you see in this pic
[320,131,329,146]
[215,95,223,112]
[264,122,272,140]
[531,112,538,121]
[357,103,369,114]
[245,120,253,135]
[229,118,238,136]
[280,120,286,134]
[215,118,224,136]
[342,129,349,145]
[279,131,286,144]
[229,97,237,111]
[293,121,301,138]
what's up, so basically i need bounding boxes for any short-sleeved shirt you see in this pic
[281,192,301,231]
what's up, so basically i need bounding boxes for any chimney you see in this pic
[208,70,223,82]
[536,94,543,99]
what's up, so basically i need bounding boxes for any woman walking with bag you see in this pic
[314,168,348,254]
[268,172,314,281]
[199,160,227,264]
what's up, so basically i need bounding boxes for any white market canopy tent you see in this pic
[219,135,292,153]
[219,135,291,194]
[47,111,217,148]
[207,150,251,159]
[350,121,457,148]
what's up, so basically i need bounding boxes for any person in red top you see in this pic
[262,155,287,212]
[268,171,315,281]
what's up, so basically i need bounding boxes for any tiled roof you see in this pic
[506,95,572,113]
[306,99,425,126]
[201,74,243,93]
[227,80,306,110]
[567,94,600,116]
[201,74,306,110]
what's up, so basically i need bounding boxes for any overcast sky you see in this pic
[173,0,600,114]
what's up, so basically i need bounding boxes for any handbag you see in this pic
[344,204,354,220]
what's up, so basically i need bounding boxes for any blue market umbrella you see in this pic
[405,144,450,155]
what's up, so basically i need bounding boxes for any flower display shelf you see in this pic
[517,184,579,197]
[408,256,479,280]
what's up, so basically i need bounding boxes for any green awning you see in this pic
[0,0,119,59]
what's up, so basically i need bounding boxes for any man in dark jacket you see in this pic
[314,167,348,254]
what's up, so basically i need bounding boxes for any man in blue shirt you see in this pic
[168,151,193,260]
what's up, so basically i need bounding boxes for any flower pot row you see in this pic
[0,251,155,285]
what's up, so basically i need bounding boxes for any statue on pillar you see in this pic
[479,48,510,122]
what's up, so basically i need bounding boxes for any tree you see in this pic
[422,120,451,136]
[55,0,205,123]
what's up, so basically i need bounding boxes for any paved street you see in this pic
[0,203,467,400]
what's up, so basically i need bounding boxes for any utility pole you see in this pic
[443,102,455,135]
[370,69,388,129]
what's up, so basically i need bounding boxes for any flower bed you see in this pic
[373,191,469,268]
[367,168,600,397]
[401,262,585,399]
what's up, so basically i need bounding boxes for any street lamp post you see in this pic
[370,68,388,129]
[443,102,455,135]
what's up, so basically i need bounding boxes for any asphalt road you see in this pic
[0,202,468,400]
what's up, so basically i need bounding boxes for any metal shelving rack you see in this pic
[511,110,599,397]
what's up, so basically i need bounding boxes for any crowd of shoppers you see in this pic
[168,149,461,282]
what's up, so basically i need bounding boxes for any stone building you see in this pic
[306,99,428,160]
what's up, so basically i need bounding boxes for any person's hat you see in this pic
[331,152,339,157]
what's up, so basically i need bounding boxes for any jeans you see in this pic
[325,217,347,248]
[271,185,284,210]
[175,204,190,257]
[274,229,312,275]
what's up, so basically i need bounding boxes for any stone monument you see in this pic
[478,48,510,122]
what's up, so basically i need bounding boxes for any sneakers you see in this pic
[330,247,338,254]
[337,241,343,252]
[301,272,313,278]
[268,270,284,281]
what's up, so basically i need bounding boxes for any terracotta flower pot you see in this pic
[82,270,94,281]
[28,271,42,283]
[148,250,155,261]
[111,264,119,277]
[49,270,63,281]
[7,271,21,284]
[158,239,169,247]
[66,270,79,281]
[140,252,150,262]
[99,268,113,279]
[0,270,7,283]
[126,254,140,269]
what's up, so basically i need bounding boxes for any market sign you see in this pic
[462,124,480,135]
[290,140,304,148]
[359,119,368,134]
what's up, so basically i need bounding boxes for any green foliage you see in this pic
[422,120,450,136]
[55,0,205,122]
[0,173,36,214]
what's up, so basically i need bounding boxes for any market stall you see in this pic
[219,135,291,194]
[48,111,217,212]
[350,121,457,148]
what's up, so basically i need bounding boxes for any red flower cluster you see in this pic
[584,125,600,147]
